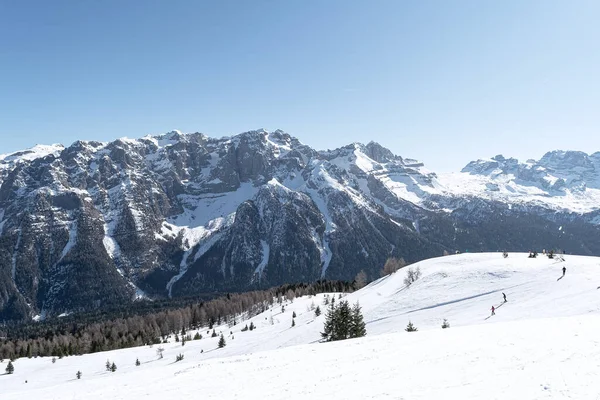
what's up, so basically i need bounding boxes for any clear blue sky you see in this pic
[1,1,599,171]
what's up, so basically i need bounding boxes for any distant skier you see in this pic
[490,305,495,316]
[502,292,507,302]
[562,266,566,277]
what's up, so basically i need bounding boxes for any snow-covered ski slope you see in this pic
[3,253,600,399]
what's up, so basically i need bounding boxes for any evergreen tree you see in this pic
[110,362,117,372]
[175,353,184,362]
[349,302,367,338]
[194,332,202,340]
[291,318,295,327]
[442,319,450,329]
[218,334,226,348]
[105,359,111,371]
[249,322,255,331]
[405,321,418,332]
[211,329,217,338]
[6,360,14,374]
[315,306,321,317]
[52,357,56,364]
[321,300,337,341]
[135,358,141,366]
[335,300,352,340]
[292,311,297,318]
[76,371,82,379]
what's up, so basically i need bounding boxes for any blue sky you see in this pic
[1,1,599,171]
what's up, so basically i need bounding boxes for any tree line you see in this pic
[0,280,355,361]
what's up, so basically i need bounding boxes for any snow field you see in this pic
[2,252,600,399]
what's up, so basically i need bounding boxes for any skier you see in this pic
[502,292,507,302]
[562,266,566,276]
[490,305,495,316]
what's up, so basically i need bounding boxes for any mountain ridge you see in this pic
[1,129,600,321]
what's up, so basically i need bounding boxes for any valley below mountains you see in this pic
[2,128,600,321]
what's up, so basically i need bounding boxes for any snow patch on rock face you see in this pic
[59,221,78,262]
[166,230,227,297]
[172,182,259,229]
[255,240,270,277]
[103,223,121,259]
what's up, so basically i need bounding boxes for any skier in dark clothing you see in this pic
[562,266,566,276]
[491,306,495,316]
[502,292,507,302]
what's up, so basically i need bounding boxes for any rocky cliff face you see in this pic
[2,129,600,321]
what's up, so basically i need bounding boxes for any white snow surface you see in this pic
[3,252,600,399]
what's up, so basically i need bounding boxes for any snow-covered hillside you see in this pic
[3,253,600,399]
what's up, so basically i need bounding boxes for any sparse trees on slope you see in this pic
[354,270,368,289]
[405,321,418,332]
[381,257,406,276]
[349,302,367,338]
[315,305,321,317]
[6,360,14,374]
[403,267,422,287]
[321,300,366,342]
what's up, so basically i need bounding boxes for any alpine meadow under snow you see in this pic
[2,252,600,399]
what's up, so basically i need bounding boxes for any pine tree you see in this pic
[76,371,82,379]
[321,300,337,341]
[441,319,450,329]
[315,306,321,317]
[335,300,352,340]
[105,359,111,371]
[405,321,418,332]
[6,360,14,374]
[52,357,56,364]
[211,329,217,338]
[249,322,255,331]
[291,318,296,327]
[194,332,202,340]
[110,362,117,372]
[292,311,297,318]
[135,358,141,366]
[218,334,226,348]
[349,302,367,338]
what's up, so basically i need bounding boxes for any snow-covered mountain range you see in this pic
[1,129,600,320]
